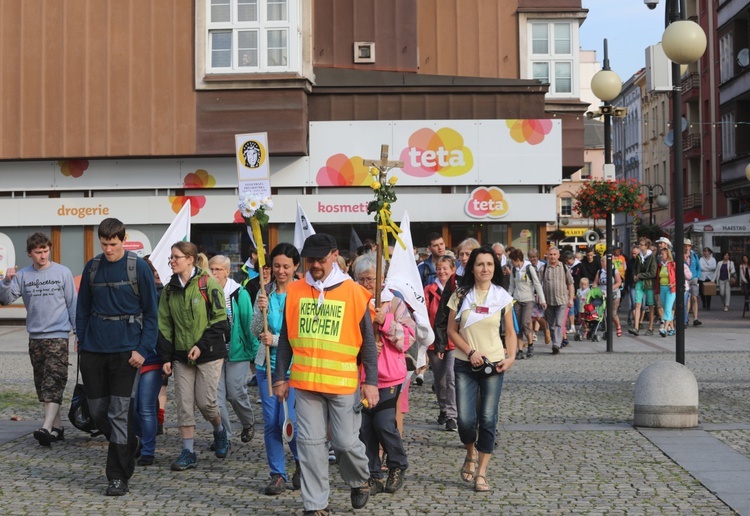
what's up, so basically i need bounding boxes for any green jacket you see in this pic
[158,268,228,364]
[635,252,658,290]
[228,285,260,362]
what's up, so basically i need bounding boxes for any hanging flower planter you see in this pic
[573,179,645,220]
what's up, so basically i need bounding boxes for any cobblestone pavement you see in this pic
[0,319,748,513]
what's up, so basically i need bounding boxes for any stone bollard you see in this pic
[633,361,698,428]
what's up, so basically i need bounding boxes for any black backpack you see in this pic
[68,357,102,437]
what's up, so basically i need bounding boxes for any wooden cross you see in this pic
[363,145,403,307]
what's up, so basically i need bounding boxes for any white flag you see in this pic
[384,211,434,368]
[150,200,191,286]
[293,200,316,254]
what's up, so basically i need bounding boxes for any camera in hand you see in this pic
[471,356,496,376]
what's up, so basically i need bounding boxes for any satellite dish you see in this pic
[664,131,674,147]
[681,117,688,132]
[738,48,749,68]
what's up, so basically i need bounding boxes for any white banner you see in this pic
[149,200,191,286]
[293,200,316,254]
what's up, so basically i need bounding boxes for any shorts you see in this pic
[633,281,655,307]
[688,280,699,297]
[572,298,580,316]
[29,338,70,404]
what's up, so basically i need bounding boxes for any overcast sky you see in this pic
[580,0,667,82]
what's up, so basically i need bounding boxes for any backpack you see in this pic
[88,251,143,326]
[165,274,231,345]
[68,357,102,437]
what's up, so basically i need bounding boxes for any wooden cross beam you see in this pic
[363,144,403,173]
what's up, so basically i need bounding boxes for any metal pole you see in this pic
[670,0,686,365]
[603,39,614,353]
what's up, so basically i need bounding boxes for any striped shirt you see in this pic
[541,262,574,306]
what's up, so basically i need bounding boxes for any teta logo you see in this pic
[465,187,509,219]
[399,127,473,178]
[506,119,553,145]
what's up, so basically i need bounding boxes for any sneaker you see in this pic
[292,461,301,490]
[659,328,667,338]
[667,329,675,336]
[445,418,458,432]
[137,455,155,466]
[50,427,65,442]
[532,332,538,342]
[33,428,52,447]
[693,319,702,326]
[385,467,405,493]
[415,374,424,386]
[561,339,569,348]
[213,428,230,458]
[241,426,255,443]
[526,345,534,358]
[724,306,729,312]
[567,325,575,334]
[351,482,370,509]
[645,329,654,336]
[515,349,525,360]
[105,479,129,496]
[437,411,447,426]
[328,447,338,464]
[552,345,560,355]
[368,476,385,495]
[171,449,197,471]
[264,474,286,495]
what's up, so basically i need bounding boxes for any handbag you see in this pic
[68,356,102,437]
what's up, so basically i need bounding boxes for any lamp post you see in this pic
[658,0,707,365]
[591,39,621,354]
[641,184,669,225]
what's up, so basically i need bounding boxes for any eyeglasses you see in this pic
[169,255,187,261]
[357,276,377,285]
[304,253,332,265]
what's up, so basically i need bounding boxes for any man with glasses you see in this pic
[273,233,379,516]
[76,218,158,496]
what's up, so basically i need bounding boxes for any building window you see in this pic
[721,112,735,160]
[720,33,733,83]
[560,197,572,217]
[529,21,577,97]
[206,0,299,73]
[580,162,591,179]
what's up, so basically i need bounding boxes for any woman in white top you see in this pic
[714,252,736,311]
[699,247,717,310]
[447,245,517,493]
[507,248,545,358]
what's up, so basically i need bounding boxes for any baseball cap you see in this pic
[684,238,693,246]
[301,233,337,258]
[655,237,672,247]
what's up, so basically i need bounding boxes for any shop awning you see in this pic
[658,210,707,229]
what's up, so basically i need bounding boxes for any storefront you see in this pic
[693,213,750,261]
[0,119,561,275]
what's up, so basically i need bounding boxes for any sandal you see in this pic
[474,474,491,492]
[460,456,478,483]
[616,326,622,337]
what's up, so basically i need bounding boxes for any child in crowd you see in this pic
[576,277,591,330]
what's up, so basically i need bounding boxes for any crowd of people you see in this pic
[1,219,747,515]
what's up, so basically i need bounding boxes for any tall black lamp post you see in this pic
[641,184,669,225]
[657,0,707,365]
[591,40,622,354]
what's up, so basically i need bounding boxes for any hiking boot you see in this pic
[33,428,52,447]
[385,467,405,493]
[368,476,385,494]
[171,449,197,471]
[291,461,301,490]
[264,474,286,495]
[105,479,129,496]
[515,349,525,360]
[693,319,702,326]
[241,425,255,443]
[445,418,458,432]
[552,345,560,355]
[137,455,155,466]
[213,428,230,458]
[526,345,534,358]
[437,411,447,425]
[351,482,370,509]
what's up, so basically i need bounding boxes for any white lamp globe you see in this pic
[591,70,622,102]
[656,194,669,208]
[745,163,750,181]
[662,20,707,64]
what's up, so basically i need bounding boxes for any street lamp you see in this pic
[591,39,621,354]
[656,0,707,365]
[745,163,750,181]
[641,184,669,225]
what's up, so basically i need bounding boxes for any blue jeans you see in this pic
[660,286,676,322]
[133,368,163,458]
[454,359,505,454]
[257,368,298,480]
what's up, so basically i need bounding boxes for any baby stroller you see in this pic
[574,287,607,342]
